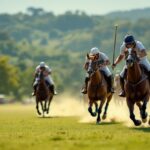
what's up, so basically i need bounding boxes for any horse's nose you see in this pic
[126,59,132,64]
[87,69,92,75]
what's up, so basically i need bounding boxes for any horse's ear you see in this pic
[87,53,90,59]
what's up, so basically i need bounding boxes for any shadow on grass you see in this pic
[37,115,78,119]
[37,115,60,119]
[85,121,122,126]
[131,127,150,133]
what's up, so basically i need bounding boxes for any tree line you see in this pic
[0,7,150,100]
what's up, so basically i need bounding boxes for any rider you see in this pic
[81,47,114,94]
[32,61,57,96]
[112,34,150,97]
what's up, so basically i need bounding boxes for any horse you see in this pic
[86,54,113,124]
[125,48,150,126]
[35,70,53,117]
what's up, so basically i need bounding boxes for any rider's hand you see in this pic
[112,63,116,70]
[99,64,104,67]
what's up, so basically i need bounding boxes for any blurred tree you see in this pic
[0,56,19,96]
[27,7,45,16]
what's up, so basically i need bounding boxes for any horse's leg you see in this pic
[47,96,53,114]
[127,99,141,126]
[136,101,142,110]
[140,96,149,123]
[102,94,113,120]
[36,99,41,115]
[136,101,146,121]
[40,101,45,117]
[88,100,96,117]
[94,102,98,113]
[44,100,47,112]
[97,99,106,124]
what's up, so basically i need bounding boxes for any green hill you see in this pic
[0,8,150,100]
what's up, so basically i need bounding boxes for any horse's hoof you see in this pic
[142,118,147,123]
[143,112,148,119]
[89,112,96,117]
[102,114,107,120]
[92,112,97,117]
[88,107,92,113]
[134,120,142,126]
[37,112,41,115]
[96,121,100,125]
[141,112,148,119]
[96,118,101,124]
[46,111,49,114]
[148,120,150,125]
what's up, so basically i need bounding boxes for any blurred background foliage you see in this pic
[0,7,150,100]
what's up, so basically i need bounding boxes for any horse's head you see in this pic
[37,70,45,82]
[87,53,100,77]
[126,48,139,68]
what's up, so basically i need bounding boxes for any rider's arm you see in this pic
[113,43,125,66]
[140,49,147,57]
[105,60,110,65]
[84,62,89,70]
[99,52,110,66]
[46,66,52,75]
[114,54,124,65]
[137,41,147,58]
[98,59,110,67]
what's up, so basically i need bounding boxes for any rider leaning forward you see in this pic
[81,47,114,94]
[32,62,57,96]
[112,35,150,97]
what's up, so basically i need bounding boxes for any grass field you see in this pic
[0,97,150,150]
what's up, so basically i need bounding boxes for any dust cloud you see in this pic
[48,93,150,127]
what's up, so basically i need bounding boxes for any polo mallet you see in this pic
[112,24,118,70]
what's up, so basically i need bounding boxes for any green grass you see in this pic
[0,104,150,150]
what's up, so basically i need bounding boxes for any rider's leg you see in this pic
[81,73,90,94]
[107,75,115,93]
[119,66,127,97]
[100,67,114,93]
[49,84,57,95]
[45,76,57,95]
[32,81,38,96]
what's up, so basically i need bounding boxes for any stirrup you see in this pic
[54,91,58,95]
[81,88,87,94]
[32,92,35,96]
[119,90,126,97]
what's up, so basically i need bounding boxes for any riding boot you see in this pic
[49,85,57,95]
[107,75,115,93]
[119,76,126,97]
[32,85,37,96]
[148,71,150,84]
[81,77,89,94]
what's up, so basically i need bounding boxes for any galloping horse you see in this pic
[125,48,150,126]
[35,70,53,116]
[87,54,113,124]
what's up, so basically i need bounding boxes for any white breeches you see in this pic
[33,76,54,86]
[100,66,112,77]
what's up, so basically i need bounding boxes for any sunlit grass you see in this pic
[0,104,150,150]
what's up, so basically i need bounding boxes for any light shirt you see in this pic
[120,41,146,60]
[35,65,51,77]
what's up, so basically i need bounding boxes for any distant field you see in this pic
[0,101,150,150]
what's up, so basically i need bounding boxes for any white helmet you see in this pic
[90,47,100,55]
[40,61,46,67]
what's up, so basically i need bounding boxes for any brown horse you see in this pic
[87,54,113,124]
[35,71,53,116]
[125,48,150,126]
